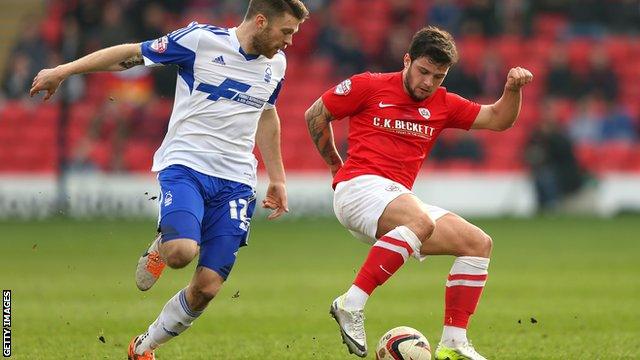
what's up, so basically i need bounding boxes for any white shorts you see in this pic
[333,174,449,245]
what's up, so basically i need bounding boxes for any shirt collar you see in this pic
[229,27,261,61]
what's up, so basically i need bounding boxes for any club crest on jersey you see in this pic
[164,191,173,207]
[150,36,168,53]
[264,64,272,83]
[334,79,352,95]
[419,107,431,120]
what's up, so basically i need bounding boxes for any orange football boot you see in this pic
[128,336,155,360]
[135,235,166,291]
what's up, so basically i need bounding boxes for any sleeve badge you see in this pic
[150,36,168,53]
[334,79,352,95]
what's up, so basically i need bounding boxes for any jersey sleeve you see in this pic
[264,78,284,109]
[445,92,481,130]
[321,72,372,119]
[141,22,202,68]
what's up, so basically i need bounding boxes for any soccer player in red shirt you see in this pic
[305,26,533,359]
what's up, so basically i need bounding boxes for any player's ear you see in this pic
[254,14,268,30]
[403,53,411,69]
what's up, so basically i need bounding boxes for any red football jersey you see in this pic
[322,71,481,189]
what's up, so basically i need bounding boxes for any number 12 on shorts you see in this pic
[229,199,250,230]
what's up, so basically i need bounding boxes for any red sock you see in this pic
[444,256,490,328]
[353,227,417,295]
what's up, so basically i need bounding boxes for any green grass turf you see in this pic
[1,216,639,359]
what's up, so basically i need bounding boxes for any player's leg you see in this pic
[129,166,206,359]
[331,176,424,357]
[149,177,256,340]
[138,175,256,345]
[131,227,243,357]
[131,266,226,357]
[129,211,204,358]
[348,193,433,302]
[136,166,203,291]
[419,211,491,360]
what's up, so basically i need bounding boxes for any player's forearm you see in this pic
[304,100,343,170]
[257,111,286,184]
[489,86,523,131]
[57,43,143,78]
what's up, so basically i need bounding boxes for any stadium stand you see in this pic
[1,0,639,174]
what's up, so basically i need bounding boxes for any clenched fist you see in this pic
[505,67,533,91]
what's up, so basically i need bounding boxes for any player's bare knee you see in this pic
[466,232,492,257]
[164,245,198,269]
[481,233,493,256]
[407,216,435,243]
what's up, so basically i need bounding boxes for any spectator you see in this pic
[525,100,586,211]
[496,0,532,36]
[60,16,82,62]
[431,131,484,164]
[375,25,412,72]
[11,19,50,76]
[460,0,498,36]
[99,2,135,47]
[568,96,605,144]
[581,45,618,101]
[545,43,579,99]
[133,2,168,40]
[72,0,104,52]
[568,0,607,37]
[444,58,482,100]
[478,51,504,99]
[2,53,33,100]
[316,11,367,77]
[389,0,413,24]
[427,0,461,35]
[601,100,637,143]
[132,2,176,97]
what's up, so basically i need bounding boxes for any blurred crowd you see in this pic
[1,0,640,210]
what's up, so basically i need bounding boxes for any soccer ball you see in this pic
[375,326,431,360]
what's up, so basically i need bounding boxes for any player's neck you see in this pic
[235,22,259,55]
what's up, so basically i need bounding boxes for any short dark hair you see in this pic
[408,26,458,66]
[244,0,309,21]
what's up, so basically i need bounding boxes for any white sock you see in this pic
[135,288,202,354]
[343,285,369,310]
[440,325,468,347]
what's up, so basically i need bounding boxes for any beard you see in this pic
[403,72,426,101]
[251,28,278,58]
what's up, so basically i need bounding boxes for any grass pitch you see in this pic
[2,216,639,359]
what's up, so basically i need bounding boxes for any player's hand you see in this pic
[505,67,533,91]
[261,182,289,220]
[30,67,66,101]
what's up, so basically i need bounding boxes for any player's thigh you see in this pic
[199,180,256,280]
[420,212,492,257]
[157,165,205,244]
[156,165,206,262]
[377,193,435,240]
[333,175,412,243]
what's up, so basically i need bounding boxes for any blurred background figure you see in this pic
[431,131,485,168]
[525,99,587,212]
[544,43,578,99]
[568,95,605,145]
